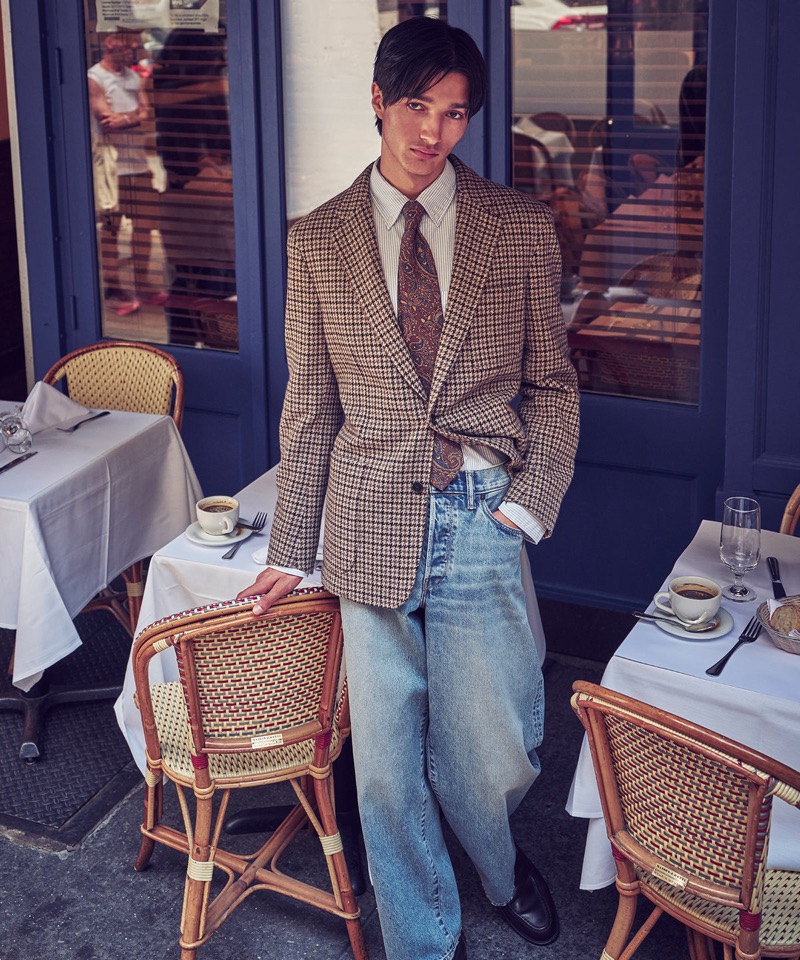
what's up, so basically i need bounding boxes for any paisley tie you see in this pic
[397,200,463,491]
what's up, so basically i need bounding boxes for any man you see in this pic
[238,17,579,960]
[88,32,165,316]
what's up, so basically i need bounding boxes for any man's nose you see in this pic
[420,115,442,144]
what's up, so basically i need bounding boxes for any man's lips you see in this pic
[411,147,438,161]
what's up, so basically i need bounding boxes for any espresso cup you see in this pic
[654,575,722,624]
[196,496,239,536]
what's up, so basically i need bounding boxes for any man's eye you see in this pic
[448,111,466,121]
[407,101,424,111]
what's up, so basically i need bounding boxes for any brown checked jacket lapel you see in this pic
[430,177,501,406]
[331,169,427,400]
[268,157,580,608]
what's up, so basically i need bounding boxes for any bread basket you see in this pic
[756,594,800,655]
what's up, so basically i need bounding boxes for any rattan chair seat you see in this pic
[639,866,800,950]
[151,680,342,783]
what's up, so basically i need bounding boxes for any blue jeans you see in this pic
[340,466,544,960]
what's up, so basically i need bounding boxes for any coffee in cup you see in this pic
[196,496,239,536]
[654,575,722,625]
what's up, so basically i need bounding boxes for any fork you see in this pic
[58,410,111,432]
[222,511,267,560]
[705,616,762,676]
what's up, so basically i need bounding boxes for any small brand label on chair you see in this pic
[252,733,283,748]
[652,863,688,889]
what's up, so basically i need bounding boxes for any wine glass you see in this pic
[0,410,33,455]
[719,496,761,602]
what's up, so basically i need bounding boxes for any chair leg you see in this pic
[178,792,215,959]
[124,561,144,635]
[135,767,164,872]
[312,774,368,960]
[602,880,639,959]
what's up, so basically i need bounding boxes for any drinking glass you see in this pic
[719,496,761,602]
[1,411,33,454]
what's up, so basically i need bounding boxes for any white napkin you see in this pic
[22,381,90,434]
[766,599,800,638]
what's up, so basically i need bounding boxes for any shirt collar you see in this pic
[370,159,456,231]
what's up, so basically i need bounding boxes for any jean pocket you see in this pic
[478,494,525,539]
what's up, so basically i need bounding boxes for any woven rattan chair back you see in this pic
[169,592,344,760]
[780,483,800,536]
[43,340,184,429]
[132,589,366,960]
[571,681,800,960]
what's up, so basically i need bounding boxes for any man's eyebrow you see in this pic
[410,92,469,110]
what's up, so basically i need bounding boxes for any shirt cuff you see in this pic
[268,562,309,579]
[497,501,546,544]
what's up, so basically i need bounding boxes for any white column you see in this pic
[281,0,381,221]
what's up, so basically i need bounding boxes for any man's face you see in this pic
[371,71,470,198]
[105,38,137,70]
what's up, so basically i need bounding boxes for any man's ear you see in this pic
[371,82,385,119]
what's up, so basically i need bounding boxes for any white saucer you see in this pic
[185,521,250,546]
[653,607,734,641]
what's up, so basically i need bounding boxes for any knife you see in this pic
[767,556,787,599]
[0,450,38,474]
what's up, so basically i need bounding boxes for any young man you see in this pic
[238,17,579,960]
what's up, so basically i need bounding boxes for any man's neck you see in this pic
[100,56,124,76]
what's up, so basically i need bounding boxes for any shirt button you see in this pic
[411,481,424,494]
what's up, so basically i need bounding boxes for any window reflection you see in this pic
[511,0,707,404]
[84,0,238,351]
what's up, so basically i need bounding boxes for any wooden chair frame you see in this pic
[780,484,800,536]
[132,589,367,960]
[571,681,800,960]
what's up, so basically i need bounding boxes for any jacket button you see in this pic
[411,481,424,494]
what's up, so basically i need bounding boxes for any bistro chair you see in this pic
[780,483,800,535]
[531,110,578,147]
[132,589,368,960]
[571,681,800,960]
[512,131,556,199]
[43,339,184,430]
[43,340,185,634]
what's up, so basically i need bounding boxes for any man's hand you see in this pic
[236,568,303,616]
[492,509,522,531]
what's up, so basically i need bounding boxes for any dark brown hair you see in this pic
[373,17,486,135]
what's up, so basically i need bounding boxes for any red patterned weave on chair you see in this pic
[571,681,800,960]
[132,588,367,960]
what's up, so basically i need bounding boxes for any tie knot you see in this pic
[402,200,424,233]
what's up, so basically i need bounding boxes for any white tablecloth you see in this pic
[566,520,800,889]
[115,466,548,774]
[0,407,202,690]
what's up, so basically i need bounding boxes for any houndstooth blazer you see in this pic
[267,156,580,608]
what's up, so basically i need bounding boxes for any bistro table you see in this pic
[566,520,800,889]
[0,405,201,757]
[115,465,548,774]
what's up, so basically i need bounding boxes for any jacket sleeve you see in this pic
[267,227,342,572]
[507,206,580,538]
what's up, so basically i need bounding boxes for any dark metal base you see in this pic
[0,676,122,763]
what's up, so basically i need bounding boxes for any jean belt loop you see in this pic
[466,469,476,509]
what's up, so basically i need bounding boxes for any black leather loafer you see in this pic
[452,933,467,960]
[497,846,560,945]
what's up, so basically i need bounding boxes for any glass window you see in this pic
[84,0,238,351]
[511,0,707,404]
